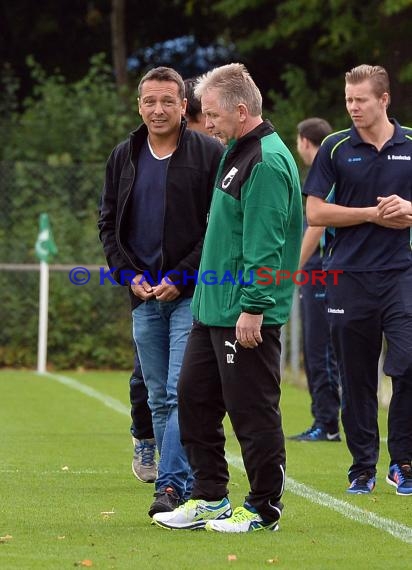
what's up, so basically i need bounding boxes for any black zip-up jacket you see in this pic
[98,119,223,309]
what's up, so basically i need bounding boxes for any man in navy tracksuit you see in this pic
[305,64,412,495]
[289,117,341,442]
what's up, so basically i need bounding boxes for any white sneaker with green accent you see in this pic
[152,498,232,530]
[205,505,279,533]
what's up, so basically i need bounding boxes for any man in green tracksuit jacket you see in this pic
[153,63,302,534]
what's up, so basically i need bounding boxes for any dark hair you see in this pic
[138,66,185,100]
[297,117,332,147]
[184,78,201,119]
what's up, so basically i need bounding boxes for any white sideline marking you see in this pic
[41,372,130,415]
[42,372,412,544]
[225,452,412,544]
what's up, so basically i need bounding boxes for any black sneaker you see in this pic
[347,472,376,494]
[148,486,181,517]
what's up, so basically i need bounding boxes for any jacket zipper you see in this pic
[118,139,142,275]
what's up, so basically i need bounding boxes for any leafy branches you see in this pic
[3,53,136,163]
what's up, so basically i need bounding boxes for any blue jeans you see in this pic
[132,296,193,499]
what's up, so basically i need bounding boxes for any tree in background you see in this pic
[0,0,112,100]
[0,0,228,100]
[211,0,412,133]
[2,0,411,123]
[111,0,127,91]
[2,53,135,163]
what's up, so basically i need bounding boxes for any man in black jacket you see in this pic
[98,66,223,518]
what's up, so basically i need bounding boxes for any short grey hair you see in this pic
[194,63,262,116]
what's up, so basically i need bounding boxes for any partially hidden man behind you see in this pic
[305,64,412,495]
[184,77,209,134]
[153,63,303,532]
[288,118,341,442]
[98,66,223,516]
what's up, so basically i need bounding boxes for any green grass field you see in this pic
[1,369,411,569]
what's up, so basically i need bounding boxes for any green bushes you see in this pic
[0,162,134,369]
[2,53,136,163]
[0,55,139,369]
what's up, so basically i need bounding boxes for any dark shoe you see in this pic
[288,426,341,442]
[148,486,181,517]
[347,472,376,494]
[386,463,412,496]
[287,425,315,440]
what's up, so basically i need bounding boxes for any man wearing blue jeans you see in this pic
[98,66,223,517]
[132,297,193,509]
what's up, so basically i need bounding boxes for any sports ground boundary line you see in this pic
[42,371,412,544]
[225,452,412,544]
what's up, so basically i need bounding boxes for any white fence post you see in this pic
[37,260,49,373]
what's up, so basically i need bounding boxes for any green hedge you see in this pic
[0,54,142,369]
[0,160,134,369]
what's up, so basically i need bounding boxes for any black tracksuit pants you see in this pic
[178,321,285,522]
[130,343,154,440]
[300,278,340,433]
[326,268,412,481]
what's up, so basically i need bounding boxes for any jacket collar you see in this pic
[349,118,405,147]
[226,119,275,153]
